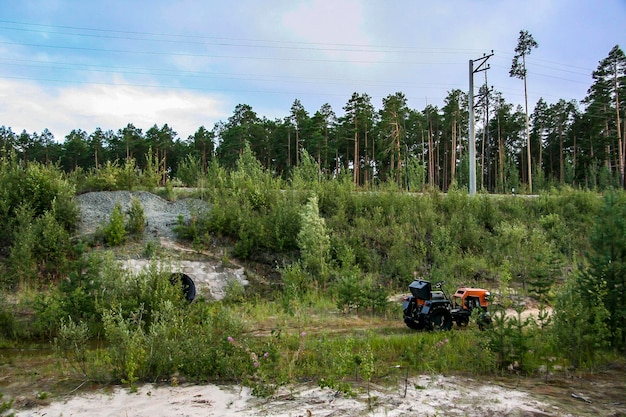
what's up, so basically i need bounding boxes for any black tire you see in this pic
[455,317,469,327]
[170,273,196,302]
[404,318,425,330]
[478,314,492,331]
[429,308,453,331]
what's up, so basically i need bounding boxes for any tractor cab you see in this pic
[452,287,490,311]
[449,287,491,329]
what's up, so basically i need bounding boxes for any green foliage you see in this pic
[102,202,127,246]
[83,160,122,192]
[0,293,16,340]
[176,154,203,187]
[125,197,146,237]
[29,289,66,339]
[297,195,330,282]
[0,158,78,288]
[28,253,182,338]
[32,211,73,279]
[0,392,14,416]
[551,273,611,367]
[577,191,626,349]
[405,156,426,192]
[139,150,161,189]
[54,317,90,377]
[290,149,320,190]
[86,301,246,386]
[481,300,535,373]
[176,154,301,259]
[279,262,311,315]
[7,206,38,287]
[118,157,138,191]
[102,306,148,385]
[234,142,265,181]
[333,269,389,314]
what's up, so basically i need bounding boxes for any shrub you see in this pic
[297,195,330,281]
[83,160,122,192]
[125,197,146,237]
[551,273,610,367]
[333,269,389,314]
[0,293,16,340]
[176,154,203,187]
[54,317,90,377]
[102,202,127,246]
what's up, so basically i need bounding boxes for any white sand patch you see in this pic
[13,376,572,417]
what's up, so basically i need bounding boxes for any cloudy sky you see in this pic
[0,0,624,142]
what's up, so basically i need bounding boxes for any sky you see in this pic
[0,0,624,142]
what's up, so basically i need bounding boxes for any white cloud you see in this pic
[0,78,229,141]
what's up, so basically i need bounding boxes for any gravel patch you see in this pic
[74,191,248,300]
[75,190,206,240]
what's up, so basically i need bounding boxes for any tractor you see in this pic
[402,279,491,331]
[450,287,492,330]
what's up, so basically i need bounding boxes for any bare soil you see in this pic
[5,364,626,416]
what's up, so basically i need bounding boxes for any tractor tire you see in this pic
[404,318,425,330]
[455,317,469,327]
[429,308,453,331]
[170,273,196,302]
[478,315,492,331]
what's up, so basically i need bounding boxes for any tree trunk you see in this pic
[451,116,457,183]
[523,55,532,192]
[428,123,434,187]
[559,120,564,184]
[498,114,504,193]
[353,116,359,186]
[615,67,624,187]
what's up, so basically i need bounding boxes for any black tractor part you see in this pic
[170,272,196,302]
[428,307,453,331]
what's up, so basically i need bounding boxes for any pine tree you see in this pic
[510,30,538,192]
[297,195,330,283]
[583,46,626,188]
[581,191,626,349]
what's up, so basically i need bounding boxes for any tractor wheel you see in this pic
[429,308,453,331]
[455,317,469,327]
[404,318,425,330]
[478,315,493,331]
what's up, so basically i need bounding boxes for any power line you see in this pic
[0,40,465,65]
[0,57,461,89]
[0,19,485,55]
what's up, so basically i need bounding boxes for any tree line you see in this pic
[1,44,624,193]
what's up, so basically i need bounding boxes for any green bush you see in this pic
[551,273,610,367]
[297,195,330,280]
[83,161,122,192]
[0,293,16,340]
[333,269,389,314]
[176,154,203,187]
[0,159,78,289]
[54,317,90,377]
[102,202,127,246]
[125,197,146,237]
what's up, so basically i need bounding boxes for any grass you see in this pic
[1,291,625,416]
[1,258,622,414]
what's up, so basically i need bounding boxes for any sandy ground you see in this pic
[13,375,574,417]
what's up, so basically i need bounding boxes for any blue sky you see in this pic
[0,0,624,141]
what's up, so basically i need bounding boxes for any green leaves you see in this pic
[509,30,538,79]
[102,202,127,246]
[297,195,330,281]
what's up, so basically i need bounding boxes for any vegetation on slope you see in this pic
[0,147,625,405]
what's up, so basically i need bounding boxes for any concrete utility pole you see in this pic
[469,52,493,196]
